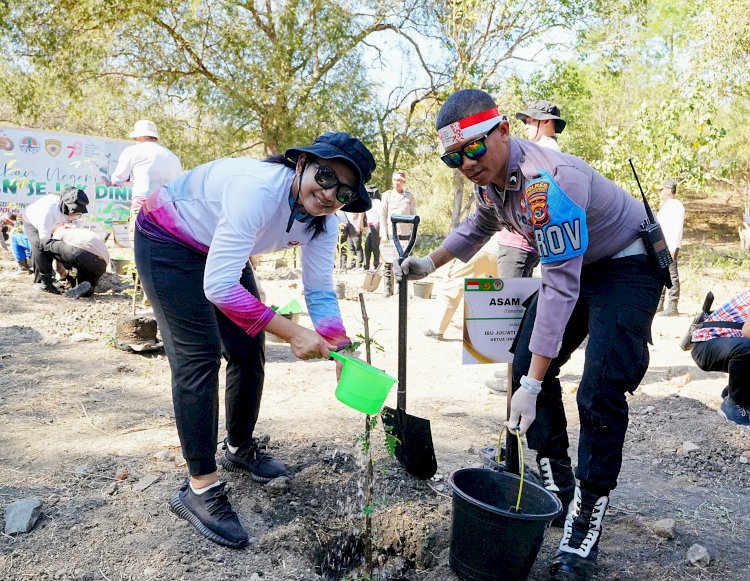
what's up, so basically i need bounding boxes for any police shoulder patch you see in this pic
[524,181,550,227]
[523,171,588,264]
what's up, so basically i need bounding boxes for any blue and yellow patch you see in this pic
[523,171,588,264]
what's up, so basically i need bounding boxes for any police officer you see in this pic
[398,89,663,581]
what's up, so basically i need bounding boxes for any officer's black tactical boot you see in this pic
[537,457,575,527]
[550,486,609,581]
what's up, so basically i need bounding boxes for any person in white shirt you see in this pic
[363,186,382,270]
[134,132,376,549]
[22,188,89,293]
[515,99,566,152]
[656,179,685,316]
[110,119,183,245]
[47,224,110,297]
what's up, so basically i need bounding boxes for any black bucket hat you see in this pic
[285,132,376,213]
[515,100,566,134]
[60,187,89,214]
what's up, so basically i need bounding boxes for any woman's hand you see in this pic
[287,326,337,361]
[265,313,336,360]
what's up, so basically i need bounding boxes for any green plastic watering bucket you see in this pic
[330,351,396,415]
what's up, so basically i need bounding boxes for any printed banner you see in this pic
[0,125,133,228]
[462,277,541,364]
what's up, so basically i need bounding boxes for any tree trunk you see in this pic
[450,169,464,229]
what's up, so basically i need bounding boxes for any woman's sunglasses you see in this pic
[313,163,357,205]
[440,123,501,169]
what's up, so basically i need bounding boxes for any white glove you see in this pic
[394,256,435,282]
[506,375,542,436]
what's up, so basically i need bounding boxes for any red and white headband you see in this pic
[437,107,504,149]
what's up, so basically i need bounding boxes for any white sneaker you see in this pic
[485,379,506,393]
[424,329,443,341]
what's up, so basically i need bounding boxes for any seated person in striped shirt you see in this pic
[690,289,750,426]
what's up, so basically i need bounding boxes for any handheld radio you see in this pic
[629,159,673,288]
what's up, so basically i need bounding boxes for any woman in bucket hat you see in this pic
[134,132,376,548]
[515,99,566,151]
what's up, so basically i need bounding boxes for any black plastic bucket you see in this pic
[449,468,563,581]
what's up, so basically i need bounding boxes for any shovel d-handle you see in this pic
[391,214,420,412]
[391,214,420,263]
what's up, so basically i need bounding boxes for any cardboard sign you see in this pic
[463,277,541,364]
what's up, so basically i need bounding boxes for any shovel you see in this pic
[382,214,438,480]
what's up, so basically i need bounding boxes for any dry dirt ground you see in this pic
[2,197,750,581]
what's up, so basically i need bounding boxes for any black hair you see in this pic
[264,154,326,239]
[366,185,381,200]
[436,89,497,129]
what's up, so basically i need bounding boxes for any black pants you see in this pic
[47,240,106,292]
[347,230,363,268]
[135,229,265,476]
[497,245,540,278]
[692,337,750,408]
[511,255,662,492]
[25,224,55,286]
[364,226,380,270]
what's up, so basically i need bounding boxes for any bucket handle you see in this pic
[496,426,525,512]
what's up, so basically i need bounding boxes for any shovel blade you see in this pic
[382,406,437,480]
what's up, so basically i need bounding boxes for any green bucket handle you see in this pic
[329,350,347,364]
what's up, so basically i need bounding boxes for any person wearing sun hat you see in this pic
[134,131,375,549]
[110,119,183,245]
[515,99,566,151]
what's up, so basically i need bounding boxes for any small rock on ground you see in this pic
[4,498,43,535]
[679,441,700,454]
[686,543,710,567]
[132,474,160,492]
[653,518,676,539]
[265,476,291,495]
